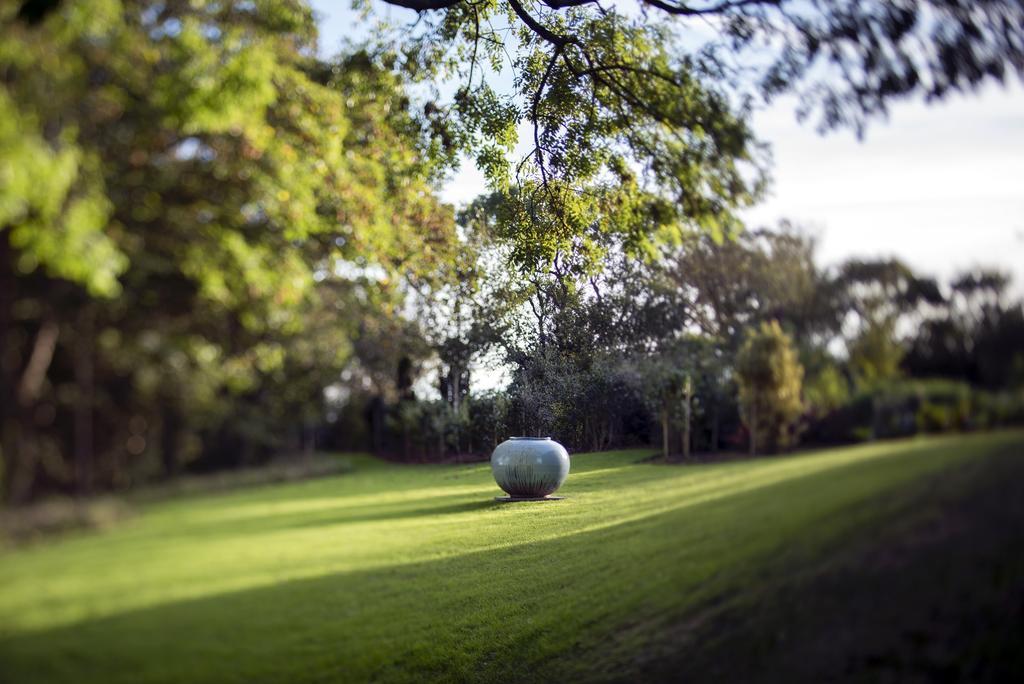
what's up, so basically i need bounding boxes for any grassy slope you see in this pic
[0,431,1020,683]
[637,437,1024,682]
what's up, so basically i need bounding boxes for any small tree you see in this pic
[736,321,804,455]
[632,345,698,461]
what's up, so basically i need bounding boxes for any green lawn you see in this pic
[0,431,1021,683]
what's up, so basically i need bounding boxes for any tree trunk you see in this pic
[8,316,60,503]
[161,406,180,477]
[451,366,461,412]
[749,400,758,457]
[369,396,384,454]
[681,376,692,459]
[74,306,95,496]
[240,438,254,468]
[7,412,38,504]
[0,416,17,502]
[710,402,719,454]
[303,421,314,458]
[16,317,59,407]
[661,405,669,460]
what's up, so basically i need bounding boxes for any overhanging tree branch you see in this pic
[381,0,461,10]
[507,0,571,47]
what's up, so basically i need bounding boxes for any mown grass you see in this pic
[0,431,1021,683]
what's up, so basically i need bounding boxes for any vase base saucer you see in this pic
[494,496,565,502]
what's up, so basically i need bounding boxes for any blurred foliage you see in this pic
[361,0,1024,270]
[848,317,905,388]
[363,0,771,275]
[0,0,458,501]
[805,378,1024,445]
[736,320,804,454]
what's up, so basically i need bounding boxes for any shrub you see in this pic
[803,378,1024,445]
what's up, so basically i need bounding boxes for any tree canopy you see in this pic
[14,1,1024,270]
[1,0,460,499]
[359,0,1024,267]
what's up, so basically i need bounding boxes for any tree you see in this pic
[905,268,1024,390]
[1,1,458,500]
[664,226,840,350]
[832,258,943,389]
[630,337,717,459]
[635,354,688,460]
[12,1,1018,312]
[361,0,770,278]
[343,0,1024,277]
[735,320,804,455]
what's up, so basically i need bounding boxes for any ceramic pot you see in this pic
[491,437,570,498]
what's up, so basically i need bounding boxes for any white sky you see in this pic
[313,1,1024,290]
[741,86,1024,288]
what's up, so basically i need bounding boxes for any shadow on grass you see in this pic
[5,436,1022,684]
[146,492,502,541]
[143,449,687,542]
[144,453,667,542]
[281,498,500,531]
